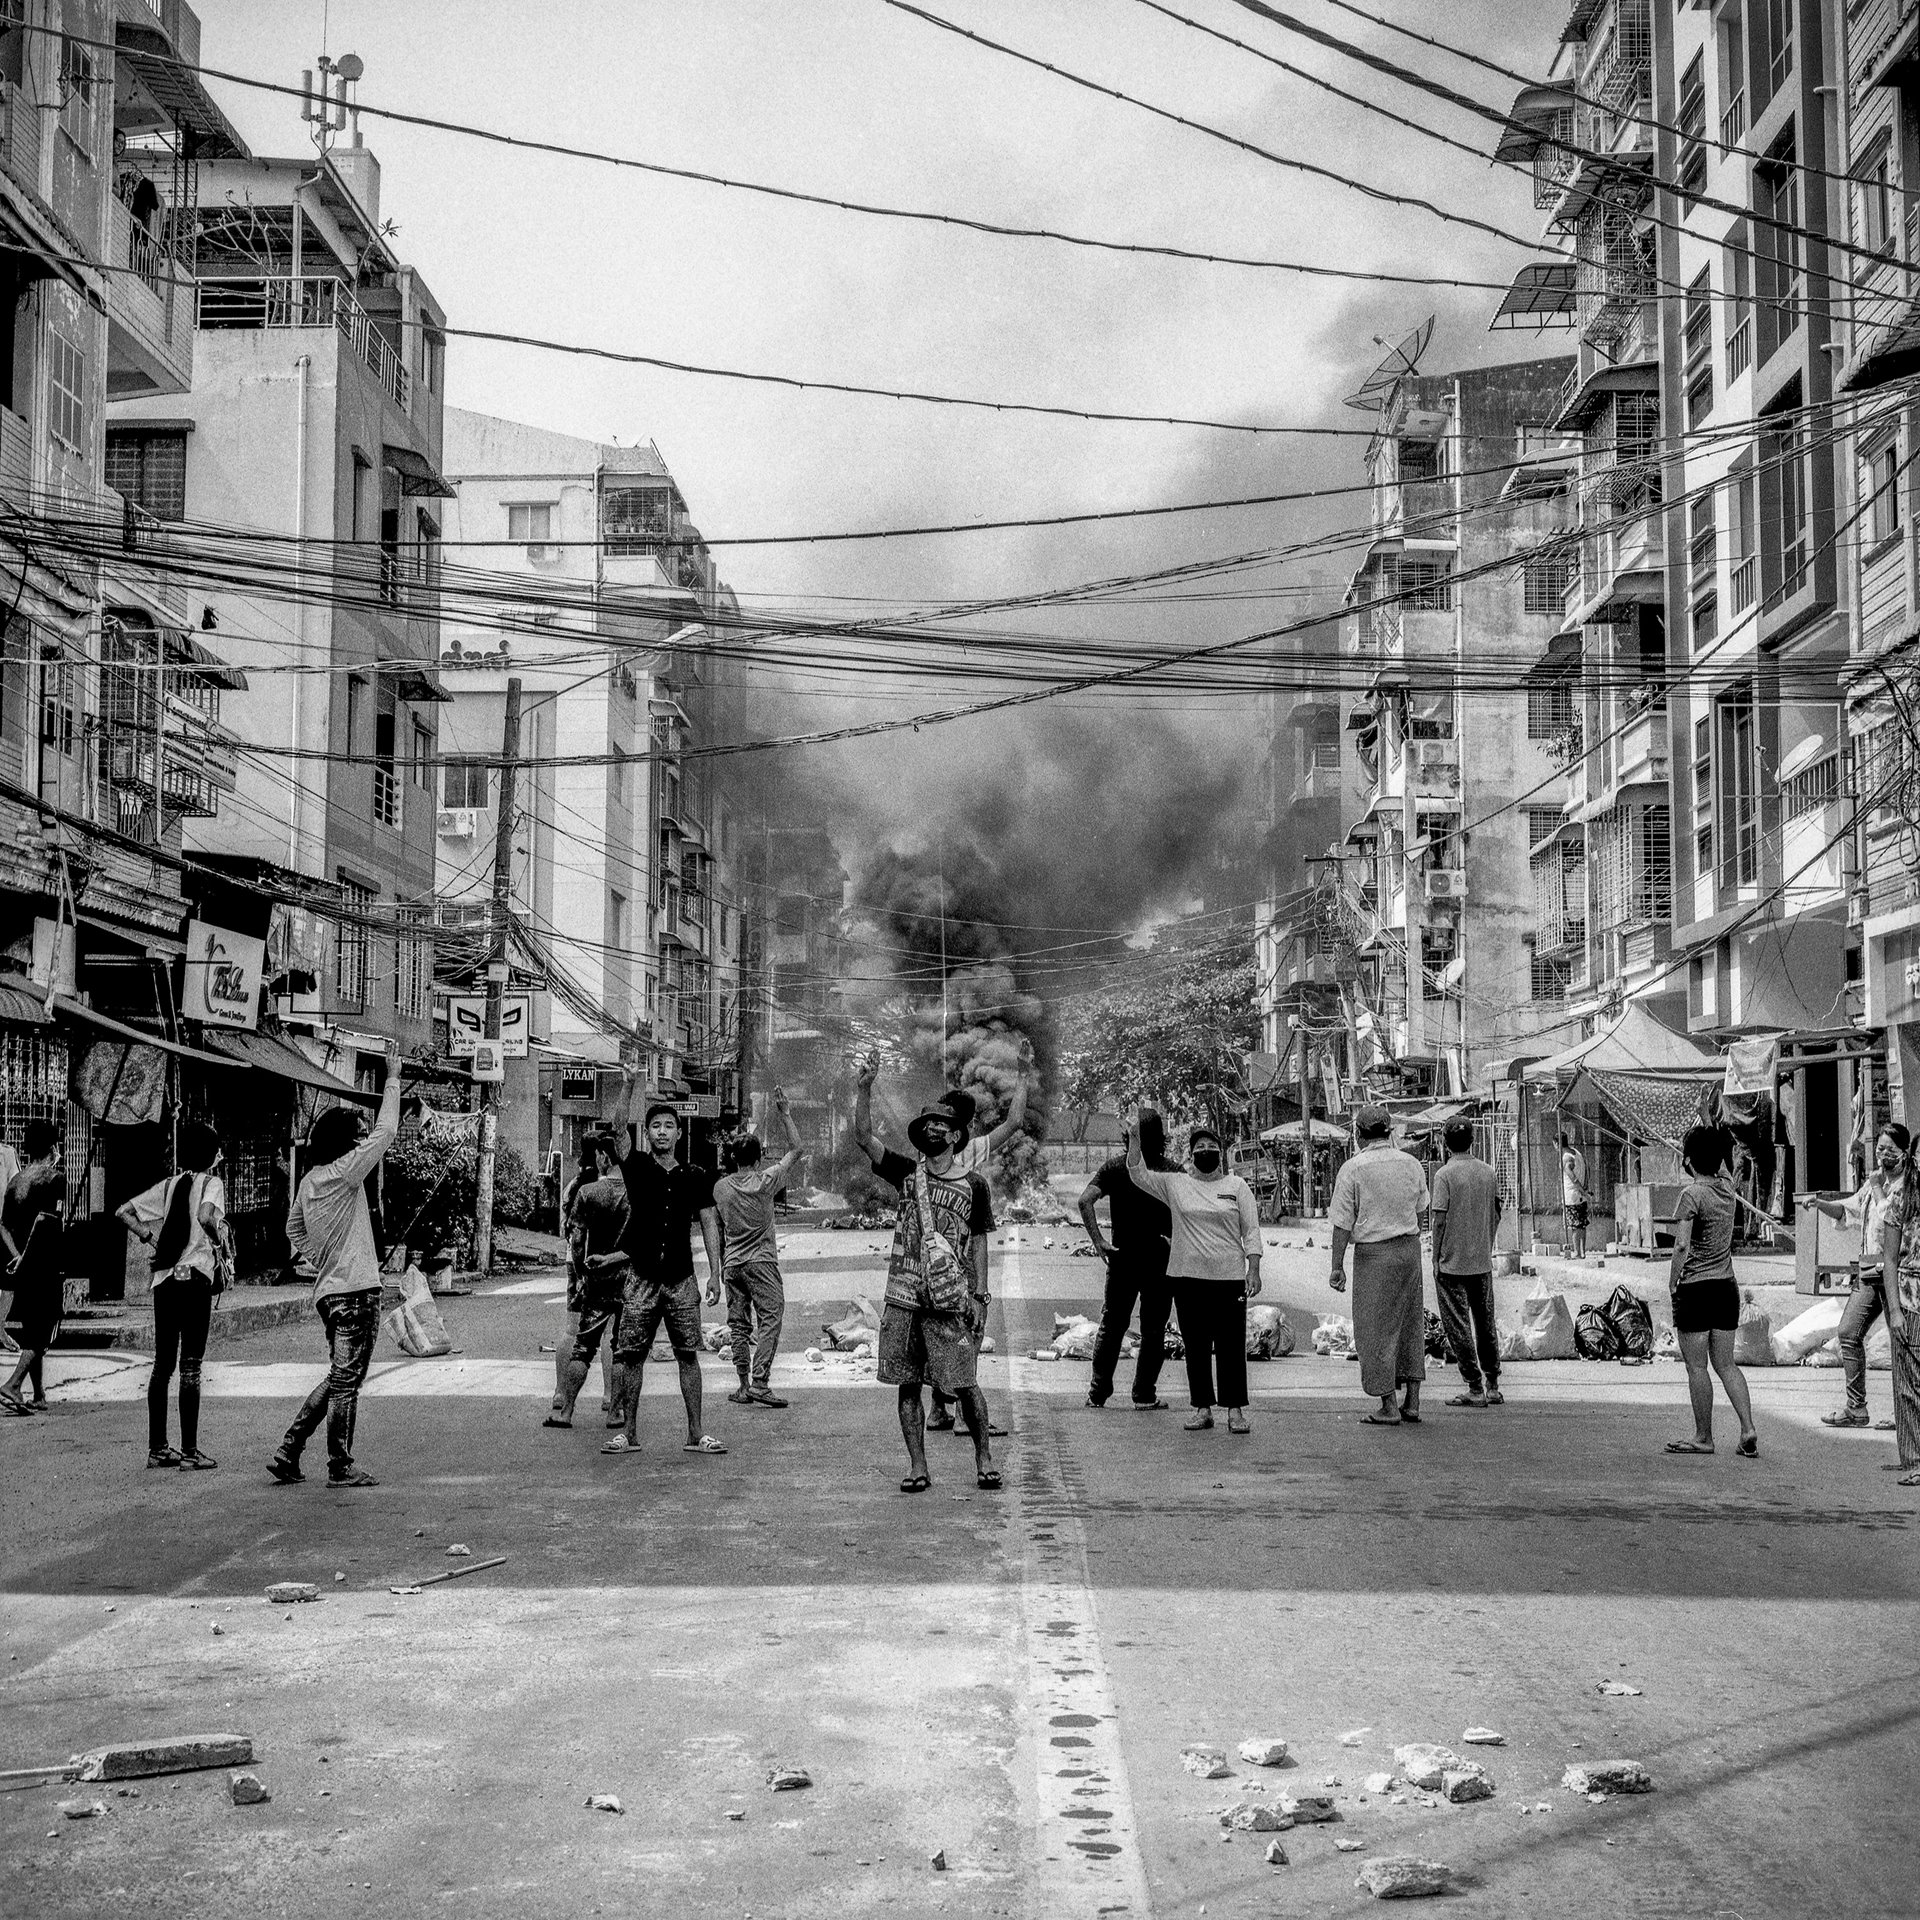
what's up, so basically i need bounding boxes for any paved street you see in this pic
[5,1229,1918,1920]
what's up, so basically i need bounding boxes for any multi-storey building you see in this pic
[435,408,757,1171]
[1836,0,1920,1137]
[111,127,452,1083]
[1339,355,1584,1100]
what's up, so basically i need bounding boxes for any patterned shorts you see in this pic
[614,1273,703,1361]
[877,1302,978,1393]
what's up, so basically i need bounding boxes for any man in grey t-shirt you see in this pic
[713,1088,804,1408]
[1429,1119,1503,1409]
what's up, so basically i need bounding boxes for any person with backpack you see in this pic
[118,1122,231,1469]
[1664,1124,1758,1459]
[1428,1118,1502,1409]
[0,1119,67,1416]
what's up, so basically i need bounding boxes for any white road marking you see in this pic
[1001,1235,1154,1920]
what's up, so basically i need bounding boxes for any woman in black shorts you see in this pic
[1665,1124,1757,1459]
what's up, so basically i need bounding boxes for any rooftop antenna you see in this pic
[302,51,363,152]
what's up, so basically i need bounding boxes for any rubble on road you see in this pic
[1561,1760,1651,1797]
[1595,1681,1642,1697]
[1461,1728,1504,1745]
[768,1767,812,1791]
[1391,1744,1466,1791]
[264,1583,318,1605]
[1356,1855,1452,1899]
[724,1809,744,1821]
[822,1299,882,1351]
[584,1793,624,1814]
[930,1848,947,1870]
[76,1735,252,1782]
[1339,1728,1372,1747]
[228,1774,270,1807]
[1219,1801,1285,1832]
[1334,1837,1366,1852]
[1362,1772,1396,1794]
[1277,1791,1337,1823]
[445,1544,472,1558]
[1181,1744,1231,1779]
[1237,1738,1288,1766]
[1440,1768,1493,1804]
[1264,1838,1289,1866]
[58,1798,106,1819]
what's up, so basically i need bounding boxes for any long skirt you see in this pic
[1352,1233,1426,1399]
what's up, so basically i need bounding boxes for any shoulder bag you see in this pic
[912,1163,969,1314]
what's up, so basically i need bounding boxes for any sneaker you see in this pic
[726,1386,755,1406]
[178,1450,219,1472]
[147,1447,183,1469]
[266,1455,304,1485]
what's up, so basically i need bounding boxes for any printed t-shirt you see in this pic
[1329,1144,1428,1243]
[873,1147,993,1311]
[1091,1152,1173,1264]
[1430,1155,1499,1277]
[712,1162,791,1273]
[1674,1175,1737,1284]
[615,1152,717,1284]
[123,1171,228,1285]
[287,1090,400,1303]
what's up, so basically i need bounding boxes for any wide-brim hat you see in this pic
[936,1088,977,1130]
[908,1104,965,1154]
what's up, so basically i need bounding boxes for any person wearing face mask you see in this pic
[1328,1106,1430,1426]
[1125,1118,1262,1433]
[1801,1123,1910,1432]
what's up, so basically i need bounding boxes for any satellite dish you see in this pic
[334,52,364,81]
[1344,316,1436,413]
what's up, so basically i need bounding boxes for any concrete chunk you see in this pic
[1181,1744,1231,1779]
[1264,1838,1289,1866]
[1356,1855,1451,1899]
[1219,1800,1285,1833]
[584,1793,624,1814]
[75,1735,253,1783]
[1440,1767,1494,1804]
[58,1798,107,1820]
[264,1583,318,1605]
[1561,1760,1651,1797]
[1461,1727,1505,1746]
[1237,1737,1289,1767]
[768,1767,812,1791]
[1363,1772,1397,1794]
[228,1773,271,1806]
[1277,1791,1338,1824]
[1391,1744,1462,1791]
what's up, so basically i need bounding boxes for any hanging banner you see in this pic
[1722,1035,1779,1097]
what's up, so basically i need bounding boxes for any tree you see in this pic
[1056,925,1259,1139]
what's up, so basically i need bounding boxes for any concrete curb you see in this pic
[105,1293,313,1353]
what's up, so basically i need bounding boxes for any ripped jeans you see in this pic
[148,1275,215,1455]
[280,1289,382,1478]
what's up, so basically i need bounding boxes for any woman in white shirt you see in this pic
[1804,1122,1909,1431]
[119,1122,230,1471]
[1127,1119,1263,1433]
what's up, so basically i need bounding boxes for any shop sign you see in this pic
[558,1069,598,1101]
[446,993,530,1058]
[182,921,264,1030]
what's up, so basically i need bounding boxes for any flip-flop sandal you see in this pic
[1360,1413,1401,1427]
[600,1437,641,1455]
[684,1436,728,1454]
[0,1399,33,1418]
[1900,1472,1920,1488]
[1400,1410,1423,1424]
[1821,1409,1869,1427]
[1445,1395,1487,1408]
[976,1469,1003,1490]
[900,1473,932,1493]
[1664,1440,1715,1454]
[1226,1412,1250,1434]
[1735,1436,1758,1458]
[542,1416,572,1429]
[1876,1419,1898,1431]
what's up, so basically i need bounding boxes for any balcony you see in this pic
[106,195,193,398]
[1614,695,1669,790]
[0,79,41,204]
[198,277,411,414]
[1720,89,1745,150]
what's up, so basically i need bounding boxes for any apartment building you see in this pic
[1836,0,1920,1132]
[111,127,451,1082]
[1339,354,1584,1100]
[436,408,760,1170]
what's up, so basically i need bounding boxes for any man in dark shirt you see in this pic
[543,1143,630,1431]
[600,1096,727,1457]
[854,1055,998,1494]
[1078,1107,1176,1410]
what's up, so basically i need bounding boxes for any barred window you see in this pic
[106,431,187,521]
[335,879,372,1011]
[1527,678,1576,739]
[1526,805,1564,846]
[48,330,84,455]
[1531,954,1574,1004]
[1403,560,1454,611]
[1523,552,1568,614]
[393,908,430,1021]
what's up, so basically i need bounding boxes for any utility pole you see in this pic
[1296,1004,1314,1216]
[472,676,522,1275]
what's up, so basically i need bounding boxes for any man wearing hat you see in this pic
[1328,1105,1430,1425]
[599,1095,728,1458]
[854,1056,998,1492]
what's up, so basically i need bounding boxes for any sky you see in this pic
[192,0,1569,903]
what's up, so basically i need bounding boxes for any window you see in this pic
[1403,559,1453,611]
[1757,0,1793,107]
[47,329,84,455]
[1531,954,1574,1004]
[1686,366,1713,429]
[39,649,76,757]
[1724,220,1752,379]
[415,511,440,589]
[1527,676,1576,739]
[602,486,675,555]
[1677,54,1707,204]
[1718,8,1745,143]
[1716,687,1759,887]
[105,431,186,521]
[336,878,372,1010]
[393,908,429,1021]
[345,675,365,759]
[351,453,372,542]
[443,757,488,809]
[507,501,554,556]
[1861,138,1895,254]
[1728,458,1757,614]
[1756,127,1801,364]
[1523,551,1569,613]
[1693,715,1713,875]
[379,505,401,606]
[59,38,94,154]
[1397,437,1440,483]
[1311,708,1341,770]
[776,893,808,936]
[1864,436,1902,549]
[410,718,432,789]
[1683,270,1712,369]
[1760,402,1810,605]
[373,682,399,830]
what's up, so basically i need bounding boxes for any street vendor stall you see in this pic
[1257,1117,1350,1219]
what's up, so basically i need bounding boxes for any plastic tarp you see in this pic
[1522,1002,1720,1082]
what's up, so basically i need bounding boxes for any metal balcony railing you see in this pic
[197,277,411,414]
[1720,90,1745,149]
[1781,752,1841,821]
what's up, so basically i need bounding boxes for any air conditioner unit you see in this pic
[437,807,479,839]
[1425,868,1468,903]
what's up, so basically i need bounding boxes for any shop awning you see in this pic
[384,444,456,499]
[379,660,451,704]
[1490,261,1577,330]
[1405,1100,1471,1131]
[47,994,237,1067]
[201,1028,378,1102]
[1260,1118,1348,1143]
[1522,1001,1720,1082]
